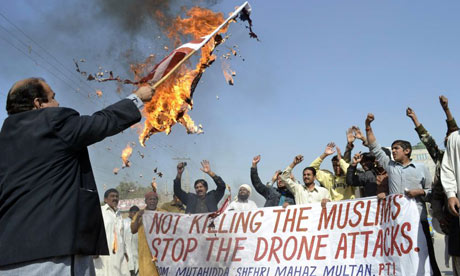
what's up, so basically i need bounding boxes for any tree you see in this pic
[116,181,152,200]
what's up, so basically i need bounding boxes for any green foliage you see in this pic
[116,181,152,200]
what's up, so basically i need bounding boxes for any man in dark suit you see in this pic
[174,160,226,214]
[0,77,155,275]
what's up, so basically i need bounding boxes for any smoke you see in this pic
[95,0,176,38]
[45,0,221,83]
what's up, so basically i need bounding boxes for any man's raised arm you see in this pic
[440,95,459,137]
[250,155,271,199]
[281,155,303,193]
[52,85,155,150]
[200,160,226,202]
[365,113,390,171]
[406,107,442,162]
[173,162,188,205]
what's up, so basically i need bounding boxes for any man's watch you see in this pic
[126,94,144,109]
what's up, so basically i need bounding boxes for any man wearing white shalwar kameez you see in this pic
[123,206,139,276]
[441,131,460,276]
[227,184,258,211]
[94,189,127,276]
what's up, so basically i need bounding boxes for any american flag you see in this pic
[208,195,232,219]
[140,2,255,88]
[138,35,211,84]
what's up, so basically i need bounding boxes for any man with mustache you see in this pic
[0,78,155,275]
[94,189,128,276]
[281,155,331,207]
[174,160,226,214]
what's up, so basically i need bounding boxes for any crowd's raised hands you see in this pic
[289,155,304,169]
[351,152,363,166]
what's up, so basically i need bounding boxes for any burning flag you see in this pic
[139,2,257,145]
[74,2,257,145]
[139,2,254,89]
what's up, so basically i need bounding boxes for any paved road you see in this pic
[434,232,454,276]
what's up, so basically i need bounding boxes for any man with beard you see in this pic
[0,78,154,275]
[366,113,440,276]
[131,191,164,276]
[228,184,258,211]
[281,155,331,206]
[174,160,226,214]
[250,155,295,207]
[94,189,128,276]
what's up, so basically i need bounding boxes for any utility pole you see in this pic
[172,157,191,193]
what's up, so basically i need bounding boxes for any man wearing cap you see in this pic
[0,78,155,275]
[131,191,164,276]
[227,184,258,212]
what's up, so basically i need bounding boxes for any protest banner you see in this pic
[143,195,431,276]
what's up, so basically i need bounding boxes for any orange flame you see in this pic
[121,144,133,167]
[151,178,157,192]
[135,7,231,145]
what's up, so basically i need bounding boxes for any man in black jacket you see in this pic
[345,152,378,197]
[250,155,295,207]
[0,78,155,275]
[174,160,226,214]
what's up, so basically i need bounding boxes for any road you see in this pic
[434,232,454,276]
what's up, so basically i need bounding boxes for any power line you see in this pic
[0,20,105,106]
[0,11,104,100]
[0,34,95,102]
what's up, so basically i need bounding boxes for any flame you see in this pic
[121,144,133,167]
[151,178,157,192]
[135,7,230,145]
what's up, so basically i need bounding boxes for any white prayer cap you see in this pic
[239,184,252,195]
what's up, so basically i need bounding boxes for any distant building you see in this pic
[411,142,436,181]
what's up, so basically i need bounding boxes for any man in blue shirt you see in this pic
[365,113,440,276]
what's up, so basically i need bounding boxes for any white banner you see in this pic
[143,195,431,276]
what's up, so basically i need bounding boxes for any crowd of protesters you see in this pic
[2,77,460,276]
[87,95,460,276]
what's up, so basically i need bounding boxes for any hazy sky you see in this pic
[1,0,460,206]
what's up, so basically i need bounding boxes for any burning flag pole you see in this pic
[146,1,253,90]
[138,1,257,145]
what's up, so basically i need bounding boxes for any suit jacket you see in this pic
[174,176,226,214]
[0,99,141,266]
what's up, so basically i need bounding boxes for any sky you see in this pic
[1,0,460,206]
